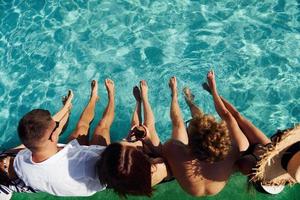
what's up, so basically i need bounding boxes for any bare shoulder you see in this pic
[163,139,195,161]
[162,139,230,197]
[162,140,206,195]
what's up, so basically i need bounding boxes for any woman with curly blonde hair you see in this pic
[163,72,250,197]
[187,107,231,163]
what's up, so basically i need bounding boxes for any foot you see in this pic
[207,70,216,92]
[105,79,115,99]
[62,90,74,110]
[183,87,195,102]
[133,86,141,102]
[91,80,99,101]
[169,77,177,96]
[140,80,148,100]
[201,82,211,94]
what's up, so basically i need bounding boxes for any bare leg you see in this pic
[52,90,73,122]
[183,87,204,118]
[51,90,74,137]
[90,79,115,146]
[207,71,249,152]
[131,86,142,127]
[203,82,270,145]
[140,80,160,146]
[169,77,189,145]
[220,96,271,145]
[68,81,98,145]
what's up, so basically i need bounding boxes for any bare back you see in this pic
[163,139,239,197]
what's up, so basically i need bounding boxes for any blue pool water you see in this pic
[0,0,299,149]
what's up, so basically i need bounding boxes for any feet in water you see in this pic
[183,87,195,104]
[133,86,141,102]
[207,70,216,92]
[169,77,177,96]
[62,90,74,110]
[202,82,212,94]
[105,79,115,99]
[140,80,148,101]
[91,80,99,101]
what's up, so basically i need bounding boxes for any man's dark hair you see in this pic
[18,109,52,150]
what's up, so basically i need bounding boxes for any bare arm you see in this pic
[207,71,249,152]
[169,77,188,145]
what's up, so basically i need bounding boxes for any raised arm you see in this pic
[207,71,249,152]
[169,77,188,145]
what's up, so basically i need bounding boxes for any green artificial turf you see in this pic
[12,173,300,200]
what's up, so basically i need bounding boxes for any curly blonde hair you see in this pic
[187,114,231,163]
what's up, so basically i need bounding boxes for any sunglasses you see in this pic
[48,121,60,140]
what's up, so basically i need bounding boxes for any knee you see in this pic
[76,121,89,130]
[94,126,110,136]
[74,123,90,135]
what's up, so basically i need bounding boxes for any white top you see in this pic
[13,140,106,196]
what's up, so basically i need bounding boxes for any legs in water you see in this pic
[52,90,74,135]
[202,77,271,175]
[68,80,99,145]
[90,79,115,146]
[131,86,142,127]
[169,77,189,145]
[140,80,160,147]
[206,70,249,152]
[202,82,271,146]
[219,97,271,145]
[183,87,204,119]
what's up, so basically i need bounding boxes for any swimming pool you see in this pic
[0,0,299,150]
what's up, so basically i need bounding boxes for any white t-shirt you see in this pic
[13,140,106,196]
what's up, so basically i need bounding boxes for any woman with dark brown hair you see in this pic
[97,80,171,197]
[162,73,250,197]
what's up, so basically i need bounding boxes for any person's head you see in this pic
[187,114,231,163]
[97,142,153,197]
[18,109,59,152]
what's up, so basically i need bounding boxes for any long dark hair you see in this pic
[97,143,153,197]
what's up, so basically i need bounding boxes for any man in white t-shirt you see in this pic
[13,79,115,196]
